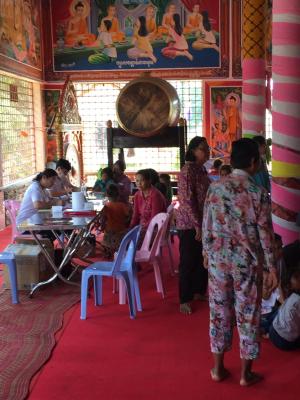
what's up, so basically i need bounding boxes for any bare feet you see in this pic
[210,367,230,382]
[180,303,192,315]
[240,372,263,387]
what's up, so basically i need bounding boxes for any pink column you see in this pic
[242,0,267,137]
[272,0,300,244]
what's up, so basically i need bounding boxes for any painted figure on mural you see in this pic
[145,4,157,41]
[161,14,193,61]
[97,20,117,62]
[157,3,177,38]
[224,95,241,152]
[100,4,125,43]
[65,0,96,47]
[0,0,41,66]
[192,11,219,52]
[127,16,157,63]
[183,4,204,35]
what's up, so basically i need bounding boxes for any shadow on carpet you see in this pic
[0,283,80,400]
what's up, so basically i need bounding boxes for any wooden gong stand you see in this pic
[106,118,187,169]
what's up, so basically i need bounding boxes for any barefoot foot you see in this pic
[240,372,263,387]
[180,303,192,315]
[210,367,230,382]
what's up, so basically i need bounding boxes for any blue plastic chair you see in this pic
[80,225,141,320]
[0,252,19,304]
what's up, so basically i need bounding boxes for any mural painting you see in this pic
[44,89,61,163]
[205,81,242,157]
[50,0,222,72]
[0,0,42,69]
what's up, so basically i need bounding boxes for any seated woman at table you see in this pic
[48,158,80,199]
[16,169,62,225]
[129,169,167,243]
[93,167,114,195]
[97,184,131,259]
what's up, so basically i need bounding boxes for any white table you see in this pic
[17,209,100,296]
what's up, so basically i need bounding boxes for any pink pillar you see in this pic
[272,0,300,244]
[242,0,267,137]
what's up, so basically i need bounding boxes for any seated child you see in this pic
[219,164,232,179]
[260,233,284,336]
[269,268,300,350]
[93,167,114,194]
[209,158,223,175]
[98,184,131,259]
[159,173,173,206]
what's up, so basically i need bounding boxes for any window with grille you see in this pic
[0,74,36,186]
[74,80,203,180]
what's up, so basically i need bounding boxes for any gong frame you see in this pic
[106,120,187,170]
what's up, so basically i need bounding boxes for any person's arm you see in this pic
[257,190,278,288]
[32,187,62,209]
[129,193,140,228]
[202,187,214,265]
[150,190,166,221]
[179,167,202,230]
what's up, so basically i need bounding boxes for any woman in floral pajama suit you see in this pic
[202,138,277,386]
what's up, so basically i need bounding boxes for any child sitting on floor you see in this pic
[260,234,284,337]
[98,184,131,259]
[269,268,300,350]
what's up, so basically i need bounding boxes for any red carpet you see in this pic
[1,227,300,399]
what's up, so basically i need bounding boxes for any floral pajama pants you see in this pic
[208,239,263,360]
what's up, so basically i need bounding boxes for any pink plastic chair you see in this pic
[135,212,169,297]
[161,204,176,275]
[118,213,169,304]
[3,200,22,243]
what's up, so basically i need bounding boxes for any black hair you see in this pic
[106,183,119,199]
[213,158,223,170]
[33,168,57,182]
[159,173,171,183]
[147,168,159,185]
[202,11,211,31]
[136,169,152,182]
[101,167,113,180]
[155,182,167,197]
[253,135,267,146]
[138,16,148,37]
[104,20,112,32]
[56,158,71,172]
[274,233,282,242]
[173,13,182,36]
[219,164,232,175]
[114,159,126,172]
[230,138,260,169]
[291,268,300,282]
[185,136,208,162]
[229,96,236,101]
[75,1,84,10]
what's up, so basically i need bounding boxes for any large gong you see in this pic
[116,76,180,137]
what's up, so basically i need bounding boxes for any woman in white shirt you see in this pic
[17,169,60,225]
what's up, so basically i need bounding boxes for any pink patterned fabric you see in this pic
[176,162,210,230]
[130,186,166,229]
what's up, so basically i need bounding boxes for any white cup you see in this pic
[52,205,63,217]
